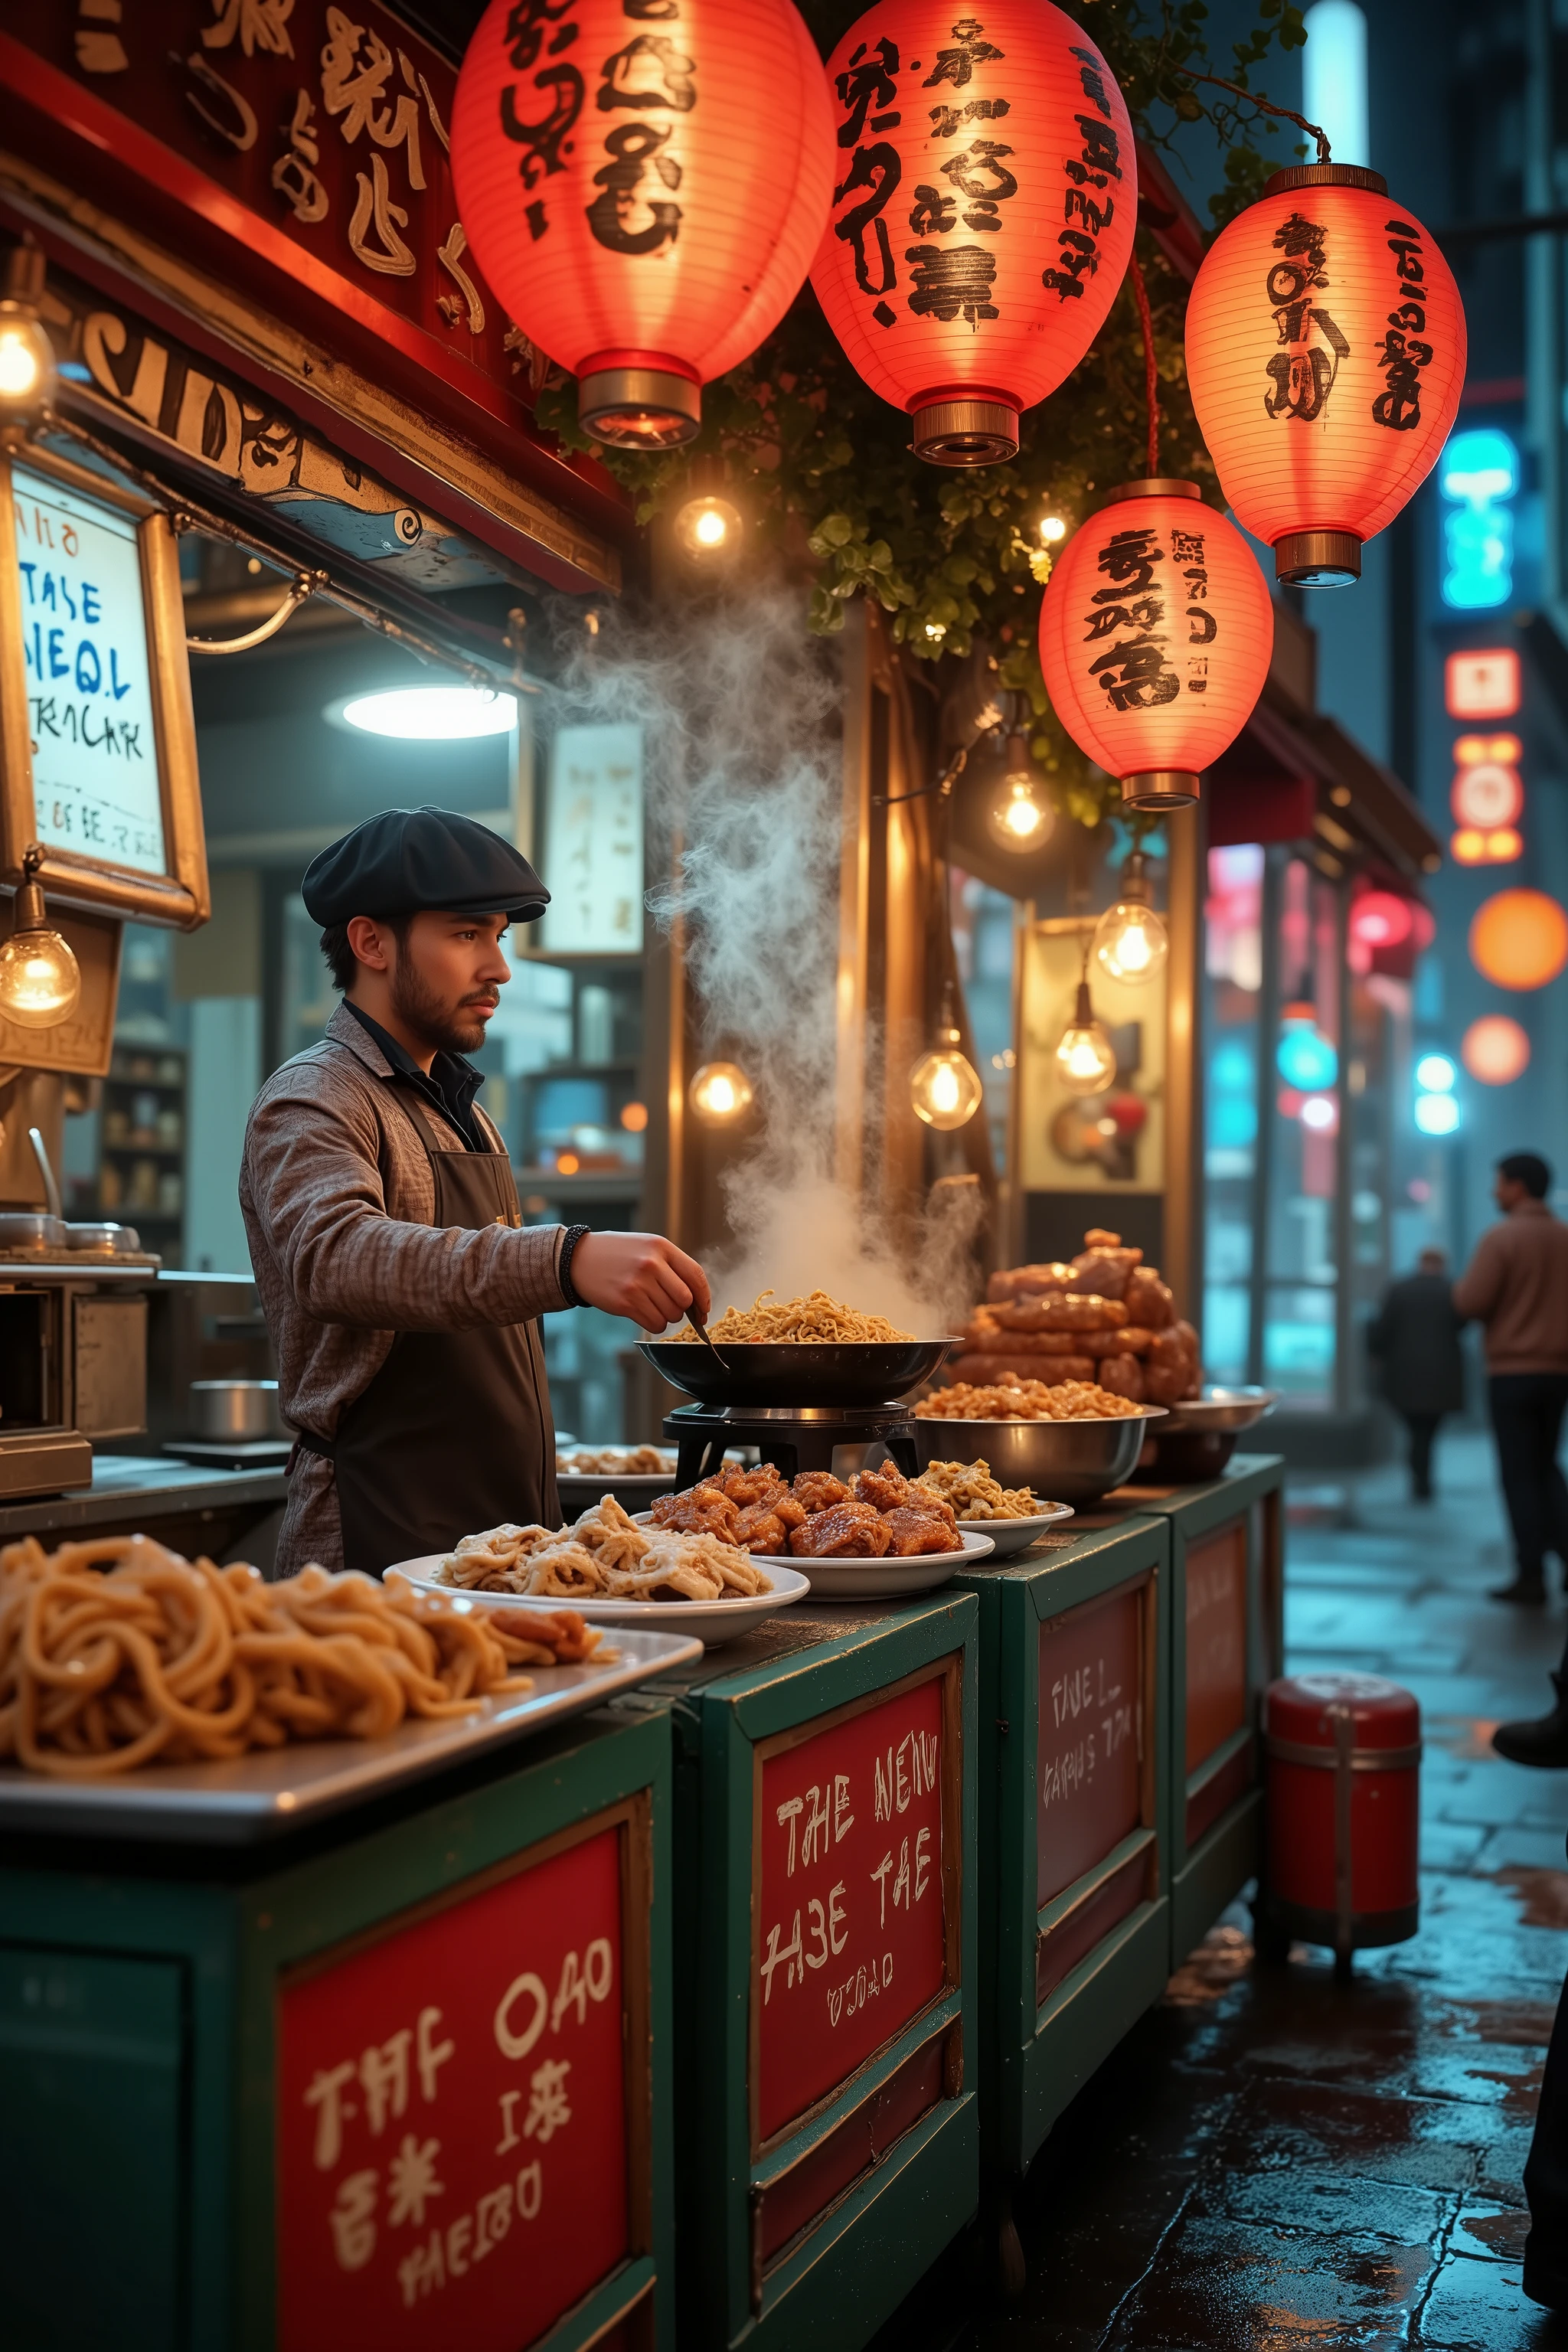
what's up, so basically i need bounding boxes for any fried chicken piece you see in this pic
[792,1472,850,1514]
[772,1492,808,1530]
[1097,1353,1147,1403]
[789,1502,892,1559]
[648,1485,743,1544]
[734,1502,789,1555]
[852,1460,912,1514]
[717,1462,787,1508]
[880,1505,963,1557]
[1125,1267,1175,1328]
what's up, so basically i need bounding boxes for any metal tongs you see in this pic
[684,1305,726,1370]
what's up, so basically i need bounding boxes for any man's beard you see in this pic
[390,959,492,1056]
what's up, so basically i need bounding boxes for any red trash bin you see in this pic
[1259,1671,1422,1968]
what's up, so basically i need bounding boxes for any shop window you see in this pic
[950,871,1017,1174]
[1202,847,1263,1386]
[1261,861,1342,1406]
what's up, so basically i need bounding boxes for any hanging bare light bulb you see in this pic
[987,732,1055,854]
[1054,951,1116,1096]
[0,243,56,437]
[0,846,80,1031]
[910,982,983,1130]
[671,455,743,567]
[1093,848,1169,985]
[688,1060,754,1125]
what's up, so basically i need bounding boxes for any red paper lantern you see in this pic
[452,0,834,448]
[1185,165,1465,586]
[1037,480,1274,810]
[1349,891,1414,949]
[811,2,1135,464]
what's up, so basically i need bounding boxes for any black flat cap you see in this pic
[301,808,548,926]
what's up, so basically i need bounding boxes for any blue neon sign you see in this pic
[1440,429,1518,610]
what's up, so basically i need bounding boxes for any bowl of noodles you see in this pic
[639,1290,959,1406]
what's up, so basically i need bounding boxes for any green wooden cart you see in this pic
[951,1513,1170,2275]
[0,1705,677,2352]
[616,1594,979,2351]
[1122,1454,1286,1969]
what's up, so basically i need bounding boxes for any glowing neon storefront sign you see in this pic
[1440,428,1518,610]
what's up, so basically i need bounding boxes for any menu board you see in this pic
[1184,1521,1249,1772]
[537,724,643,956]
[276,1824,629,2352]
[1037,1585,1145,1907]
[13,463,166,877]
[756,1674,949,2145]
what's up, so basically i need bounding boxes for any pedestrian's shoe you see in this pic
[1493,1675,1568,1767]
[1488,1575,1548,1604]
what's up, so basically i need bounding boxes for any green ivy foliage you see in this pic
[536,0,1305,826]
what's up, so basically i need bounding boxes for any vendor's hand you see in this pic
[568,1230,711,1331]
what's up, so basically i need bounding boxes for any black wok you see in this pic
[638,1338,959,1408]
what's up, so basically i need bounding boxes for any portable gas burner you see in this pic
[662,1400,920,1488]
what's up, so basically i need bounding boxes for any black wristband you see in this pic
[557,1223,592,1308]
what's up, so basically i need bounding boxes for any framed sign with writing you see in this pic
[537,723,644,959]
[0,444,208,927]
[275,1800,651,2352]
[751,1658,963,2151]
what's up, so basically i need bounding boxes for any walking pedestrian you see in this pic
[1456,1152,1568,1766]
[1367,1247,1465,1501]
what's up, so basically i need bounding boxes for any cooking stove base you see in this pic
[662,1401,918,1486]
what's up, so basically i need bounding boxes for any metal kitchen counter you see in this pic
[0,1452,289,1569]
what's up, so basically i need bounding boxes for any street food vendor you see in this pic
[240,805,709,1579]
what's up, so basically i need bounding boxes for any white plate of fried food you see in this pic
[634,1457,996,1601]
[910,1458,1075,1560]
[388,1494,808,1648]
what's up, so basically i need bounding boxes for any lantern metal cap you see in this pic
[579,366,701,449]
[1263,162,1387,197]
[1098,478,1202,509]
[910,398,1018,466]
[1122,771,1200,811]
[1276,529,1362,588]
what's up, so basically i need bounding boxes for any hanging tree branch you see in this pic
[1173,70,1330,166]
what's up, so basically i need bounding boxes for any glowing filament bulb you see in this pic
[910,1046,983,1130]
[1093,899,1168,983]
[1054,978,1116,1094]
[688,1060,754,1124]
[0,849,80,1031]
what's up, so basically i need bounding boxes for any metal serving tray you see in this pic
[0,1626,701,1844]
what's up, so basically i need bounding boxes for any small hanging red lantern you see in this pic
[1185,165,1465,586]
[452,0,834,449]
[1037,480,1274,810]
[811,2,1135,464]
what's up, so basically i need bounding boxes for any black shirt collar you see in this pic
[344,1000,489,1152]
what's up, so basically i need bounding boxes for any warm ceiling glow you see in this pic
[1462,1015,1530,1085]
[335,686,518,740]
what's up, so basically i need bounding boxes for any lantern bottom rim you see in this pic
[580,366,700,450]
[1276,529,1362,588]
[910,399,1018,466]
[1122,771,1200,811]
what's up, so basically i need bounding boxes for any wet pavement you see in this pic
[874,1433,1568,2350]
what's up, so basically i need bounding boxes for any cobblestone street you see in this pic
[877,1436,1568,2351]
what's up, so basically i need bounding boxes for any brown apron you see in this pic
[294,1085,560,1577]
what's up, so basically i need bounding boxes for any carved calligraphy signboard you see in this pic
[1037,1583,1144,1907]
[753,1667,956,2147]
[276,1818,635,2352]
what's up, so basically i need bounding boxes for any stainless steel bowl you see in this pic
[912,1409,1166,1504]
[188,1379,287,1440]
[64,1221,142,1254]
[0,1211,67,1251]
[1160,1387,1279,1433]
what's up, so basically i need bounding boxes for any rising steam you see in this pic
[551,579,980,1334]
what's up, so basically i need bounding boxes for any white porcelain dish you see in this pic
[387,1557,810,1648]
[744,1524,997,1601]
[952,1504,1076,1560]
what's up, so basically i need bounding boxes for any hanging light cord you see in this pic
[1174,70,1331,167]
[1127,251,1159,478]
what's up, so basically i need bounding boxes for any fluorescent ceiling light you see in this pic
[332,686,518,740]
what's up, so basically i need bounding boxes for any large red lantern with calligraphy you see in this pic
[1186,165,1465,586]
[811,1,1135,465]
[1038,480,1274,810]
[452,0,834,449]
